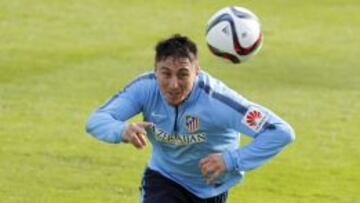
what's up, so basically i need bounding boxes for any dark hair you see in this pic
[155,34,198,62]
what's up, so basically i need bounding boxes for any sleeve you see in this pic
[85,74,153,144]
[222,96,296,172]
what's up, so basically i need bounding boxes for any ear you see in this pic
[154,62,158,72]
[195,62,200,75]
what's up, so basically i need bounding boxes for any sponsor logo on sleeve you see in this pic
[241,107,268,132]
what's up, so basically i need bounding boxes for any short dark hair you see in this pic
[155,34,198,62]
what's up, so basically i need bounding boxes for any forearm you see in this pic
[223,123,295,172]
[85,111,127,144]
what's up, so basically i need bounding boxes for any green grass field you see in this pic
[1,0,359,202]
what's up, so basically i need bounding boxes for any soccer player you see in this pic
[85,34,295,203]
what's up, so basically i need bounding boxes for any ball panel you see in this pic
[239,32,263,56]
[230,6,258,21]
[206,7,232,32]
[207,44,240,64]
[206,12,245,56]
[206,20,237,56]
[234,18,261,48]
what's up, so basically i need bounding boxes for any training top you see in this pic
[86,70,295,198]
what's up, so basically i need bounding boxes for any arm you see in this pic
[223,104,295,172]
[200,98,295,183]
[85,73,154,144]
[85,97,140,143]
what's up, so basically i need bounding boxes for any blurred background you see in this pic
[0,0,359,202]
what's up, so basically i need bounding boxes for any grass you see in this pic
[0,0,359,202]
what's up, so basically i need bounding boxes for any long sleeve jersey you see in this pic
[86,70,295,198]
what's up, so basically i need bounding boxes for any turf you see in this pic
[0,0,359,202]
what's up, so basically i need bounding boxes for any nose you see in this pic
[169,76,179,89]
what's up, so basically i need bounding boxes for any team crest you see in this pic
[185,115,200,132]
[241,106,268,133]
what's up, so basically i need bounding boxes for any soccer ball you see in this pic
[206,6,263,63]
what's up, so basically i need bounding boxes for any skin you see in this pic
[122,122,152,149]
[199,153,226,184]
[155,56,199,106]
[122,56,226,184]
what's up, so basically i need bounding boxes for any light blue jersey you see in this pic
[86,70,295,198]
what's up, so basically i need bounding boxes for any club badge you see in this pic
[185,115,200,132]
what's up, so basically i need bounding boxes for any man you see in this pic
[86,34,295,203]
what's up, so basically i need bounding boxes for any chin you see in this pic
[167,99,182,106]
[168,101,180,106]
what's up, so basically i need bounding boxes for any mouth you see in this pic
[168,91,182,98]
[169,91,181,95]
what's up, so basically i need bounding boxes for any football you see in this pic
[206,6,263,63]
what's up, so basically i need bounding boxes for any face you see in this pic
[155,57,199,106]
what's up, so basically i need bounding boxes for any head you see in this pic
[155,34,200,106]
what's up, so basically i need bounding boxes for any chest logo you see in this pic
[185,115,200,132]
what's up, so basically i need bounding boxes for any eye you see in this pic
[179,73,189,79]
[161,71,171,78]
[178,71,189,79]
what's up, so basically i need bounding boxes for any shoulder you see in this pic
[196,71,249,114]
[122,71,157,93]
[125,71,156,89]
[197,71,241,99]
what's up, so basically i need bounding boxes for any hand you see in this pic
[199,153,226,184]
[122,122,153,149]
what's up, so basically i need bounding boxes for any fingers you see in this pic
[199,155,217,177]
[131,123,147,135]
[199,158,210,176]
[136,132,147,147]
[131,132,147,149]
[199,159,218,177]
[199,153,226,184]
[206,170,221,185]
[137,121,153,129]
[123,122,153,149]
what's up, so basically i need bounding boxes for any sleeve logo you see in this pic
[242,106,268,132]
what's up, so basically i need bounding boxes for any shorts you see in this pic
[140,167,228,203]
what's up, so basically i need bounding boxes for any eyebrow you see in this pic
[159,66,190,73]
[159,66,171,71]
